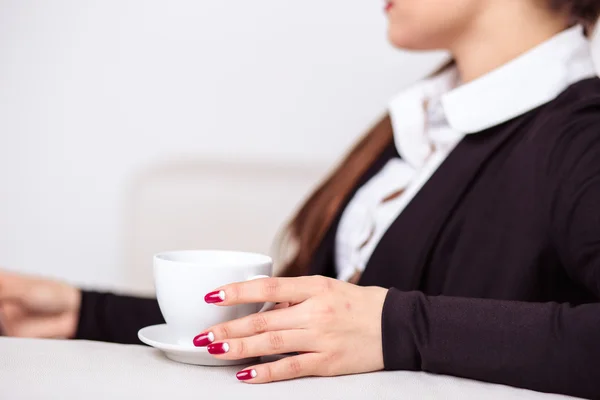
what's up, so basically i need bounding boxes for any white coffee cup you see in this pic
[154,250,273,346]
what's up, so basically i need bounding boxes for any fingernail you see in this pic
[207,342,230,354]
[193,331,214,347]
[236,369,257,381]
[205,290,226,304]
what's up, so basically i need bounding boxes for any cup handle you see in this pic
[246,275,275,313]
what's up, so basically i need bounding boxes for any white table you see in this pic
[0,337,581,400]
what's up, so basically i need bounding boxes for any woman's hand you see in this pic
[0,269,81,339]
[194,275,388,383]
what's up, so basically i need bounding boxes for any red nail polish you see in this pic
[236,369,257,381]
[205,290,225,304]
[207,342,230,354]
[193,331,215,347]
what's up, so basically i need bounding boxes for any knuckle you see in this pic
[317,353,339,377]
[261,278,280,297]
[312,302,336,325]
[263,365,274,382]
[217,324,231,339]
[228,284,241,302]
[317,302,335,317]
[312,276,333,294]
[321,304,335,315]
[236,340,247,358]
[288,358,303,376]
[268,332,285,351]
[323,351,339,366]
[251,314,269,334]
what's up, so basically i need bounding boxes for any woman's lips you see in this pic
[385,2,393,12]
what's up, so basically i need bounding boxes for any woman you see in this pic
[1,0,600,397]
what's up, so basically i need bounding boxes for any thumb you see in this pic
[5,313,77,339]
[0,269,81,315]
[0,270,66,313]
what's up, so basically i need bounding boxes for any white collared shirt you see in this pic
[335,25,598,282]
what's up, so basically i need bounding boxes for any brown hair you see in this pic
[277,2,600,278]
[550,0,600,30]
[278,114,394,277]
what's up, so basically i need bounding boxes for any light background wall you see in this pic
[0,1,597,290]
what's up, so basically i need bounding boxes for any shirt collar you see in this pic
[442,24,597,134]
[389,67,460,167]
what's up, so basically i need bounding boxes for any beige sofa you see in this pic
[121,158,330,294]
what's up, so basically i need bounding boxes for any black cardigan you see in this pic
[77,78,600,399]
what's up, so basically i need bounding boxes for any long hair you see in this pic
[550,0,600,32]
[276,62,451,277]
[278,114,394,277]
[276,2,600,278]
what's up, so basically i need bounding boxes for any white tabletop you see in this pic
[0,337,580,400]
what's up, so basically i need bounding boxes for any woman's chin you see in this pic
[387,29,444,52]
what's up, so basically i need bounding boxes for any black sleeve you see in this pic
[382,290,600,399]
[75,290,164,344]
[381,114,600,399]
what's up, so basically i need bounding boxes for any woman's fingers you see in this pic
[0,306,74,338]
[206,329,315,360]
[205,276,336,306]
[194,305,309,346]
[272,302,291,310]
[0,271,26,302]
[236,353,323,383]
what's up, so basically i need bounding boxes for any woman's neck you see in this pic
[451,5,571,83]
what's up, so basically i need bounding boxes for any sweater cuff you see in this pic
[74,290,104,341]
[381,288,422,371]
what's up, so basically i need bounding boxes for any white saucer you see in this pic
[138,324,258,366]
